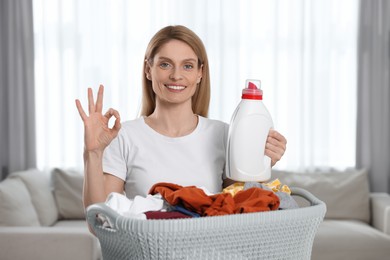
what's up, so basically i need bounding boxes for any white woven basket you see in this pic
[87,187,326,260]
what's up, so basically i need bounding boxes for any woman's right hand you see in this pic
[75,85,121,153]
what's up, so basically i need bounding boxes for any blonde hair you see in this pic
[140,25,210,117]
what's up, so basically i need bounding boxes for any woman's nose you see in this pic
[169,68,183,80]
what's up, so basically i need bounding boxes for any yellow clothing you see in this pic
[223,179,291,197]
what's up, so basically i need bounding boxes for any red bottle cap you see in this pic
[242,79,263,100]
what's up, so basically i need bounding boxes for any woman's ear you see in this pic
[145,60,152,80]
[197,64,203,83]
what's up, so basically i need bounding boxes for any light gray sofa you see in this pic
[0,168,101,260]
[1,167,389,260]
[273,169,390,260]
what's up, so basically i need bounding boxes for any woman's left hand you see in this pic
[265,129,287,167]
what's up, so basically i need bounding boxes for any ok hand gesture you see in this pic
[75,85,121,152]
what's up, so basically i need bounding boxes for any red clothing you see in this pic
[145,211,191,219]
[149,182,280,217]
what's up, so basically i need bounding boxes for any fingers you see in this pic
[75,99,88,121]
[113,117,122,132]
[95,85,104,113]
[104,108,117,119]
[265,143,284,166]
[268,129,287,147]
[86,85,104,114]
[88,88,95,114]
[266,129,287,166]
[78,86,121,133]
[104,108,121,132]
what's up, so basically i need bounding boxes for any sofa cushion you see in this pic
[10,169,59,226]
[272,169,370,223]
[312,220,390,260]
[52,168,85,219]
[0,178,41,226]
[53,219,90,228]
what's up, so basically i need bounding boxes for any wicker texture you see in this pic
[87,187,326,260]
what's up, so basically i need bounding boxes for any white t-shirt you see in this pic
[102,116,229,199]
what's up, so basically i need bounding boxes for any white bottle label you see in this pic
[226,100,273,182]
[231,115,272,175]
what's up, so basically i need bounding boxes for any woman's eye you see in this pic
[159,62,171,69]
[184,64,194,70]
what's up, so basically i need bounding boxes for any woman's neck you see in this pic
[145,103,198,137]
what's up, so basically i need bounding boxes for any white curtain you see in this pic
[33,0,358,171]
[0,0,36,179]
[357,0,390,193]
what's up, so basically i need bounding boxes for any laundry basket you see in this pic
[86,187,326,260]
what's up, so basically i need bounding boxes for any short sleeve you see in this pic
[222,123,230,180]
[102,130,128,181]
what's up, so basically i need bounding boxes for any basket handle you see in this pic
[86,203,121,232]
[290,187,323,206]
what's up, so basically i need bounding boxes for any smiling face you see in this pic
[145,39,203,109]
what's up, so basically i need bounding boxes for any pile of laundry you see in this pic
[103,179,299,221]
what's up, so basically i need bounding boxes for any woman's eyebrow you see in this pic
[157,56,197,63]
[182,58,197,63]
[157,56,172,62]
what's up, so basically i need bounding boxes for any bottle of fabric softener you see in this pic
[226,79,274,182]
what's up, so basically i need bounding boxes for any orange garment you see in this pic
[149,182,280,217]
[234,187,279,213]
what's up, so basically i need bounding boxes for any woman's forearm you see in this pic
[83,150,106,208]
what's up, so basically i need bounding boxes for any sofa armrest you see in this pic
[0,226,101,260]
[370,192,390,235]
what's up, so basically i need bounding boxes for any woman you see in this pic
[75,25,287,209]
